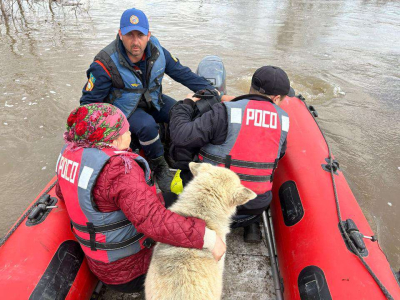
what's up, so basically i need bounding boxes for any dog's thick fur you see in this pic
[145,162,256,300]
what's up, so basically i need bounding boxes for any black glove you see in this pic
[193,88,221,100]
[193,89,221,117]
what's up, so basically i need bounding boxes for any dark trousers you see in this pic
[180,169,194,187]
[230,214,261,229]
[128,94,176,159]
[106,274,146,294]
[104,192,178,294]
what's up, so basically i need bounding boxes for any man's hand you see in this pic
[211,234,226,261]
[221,95,236,102]
[214,89,235,102]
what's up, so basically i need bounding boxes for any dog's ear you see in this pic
[233,187,257,206]
[189,162,201,176]
[189,162,211,177]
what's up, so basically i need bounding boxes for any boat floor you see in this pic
[98,226,275,299]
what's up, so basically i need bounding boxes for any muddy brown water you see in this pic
[1,0,399,271]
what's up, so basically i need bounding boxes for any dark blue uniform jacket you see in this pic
[80,38,214,105]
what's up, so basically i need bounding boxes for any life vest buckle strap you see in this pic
[153,72,164,86]
[71,219,132,233]
[73,231,145,250]
[273,158,279,169]
[200,150,275,169]
[237,173,271,182]
[143,89,152,103]
[270,159,280,182]
[121,87,147,94]
[87,222,97,251]
[147,171,155,186]
[225,155,232,169]
[107,89,122,104]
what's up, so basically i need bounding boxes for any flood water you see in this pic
[1,0,399,271]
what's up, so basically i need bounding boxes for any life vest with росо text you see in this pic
[199,99,289,194]
[94,35,166,116]
[56,146,155,263]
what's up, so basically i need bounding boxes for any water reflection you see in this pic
[0,0,91,57]
[275,0,343,51]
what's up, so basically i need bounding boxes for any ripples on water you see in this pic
[0,0,399,267]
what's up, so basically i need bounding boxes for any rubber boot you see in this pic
[149,156,173,193]
[243,222,261,243]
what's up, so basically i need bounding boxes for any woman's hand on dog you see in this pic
[212,235,226,261]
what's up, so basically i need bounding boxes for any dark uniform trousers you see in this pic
[128,94,176,159]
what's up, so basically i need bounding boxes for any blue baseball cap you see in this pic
[120,8,149,36]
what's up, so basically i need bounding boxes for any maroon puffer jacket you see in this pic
[56,155,206,285]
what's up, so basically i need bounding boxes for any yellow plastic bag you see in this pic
[171,169,183,195]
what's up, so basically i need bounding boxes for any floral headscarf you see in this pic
[64,103,130,150]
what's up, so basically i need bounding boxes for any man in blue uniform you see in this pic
[80,8,220,192]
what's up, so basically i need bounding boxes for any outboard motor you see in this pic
[196,55,227,94]
[193,56,227,117]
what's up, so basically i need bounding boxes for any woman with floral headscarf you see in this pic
[55,103,225,293]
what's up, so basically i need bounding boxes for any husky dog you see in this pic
[145,162,256,300]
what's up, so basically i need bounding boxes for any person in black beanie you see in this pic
[169,66,292,243]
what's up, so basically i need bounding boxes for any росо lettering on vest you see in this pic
[246,109,278,129]
[58,156,80,184]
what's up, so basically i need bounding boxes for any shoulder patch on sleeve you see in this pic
[85,73,96,91]
[170,53,179,63]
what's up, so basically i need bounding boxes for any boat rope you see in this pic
[301,96,394,300]
[0,180,58,248]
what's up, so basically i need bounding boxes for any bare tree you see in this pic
[0,0,9,24]
[48,0,54,15]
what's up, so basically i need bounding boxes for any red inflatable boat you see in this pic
[269,95,400,299]
[1,69,399,299]
[0,177,98,300]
